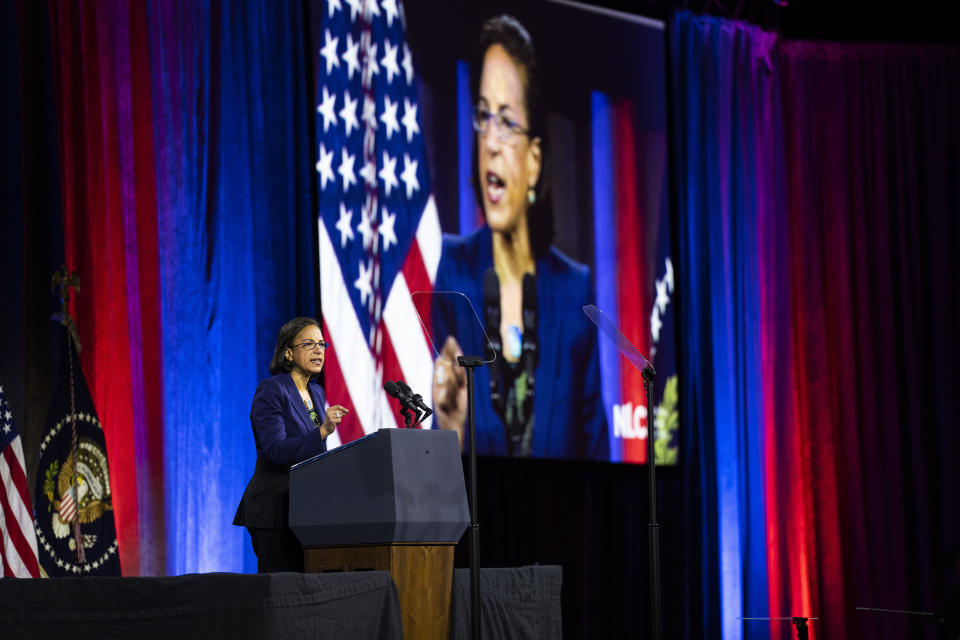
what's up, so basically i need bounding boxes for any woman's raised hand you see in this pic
[431,335,468,448]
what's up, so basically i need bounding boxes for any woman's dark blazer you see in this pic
[233,373,328,529]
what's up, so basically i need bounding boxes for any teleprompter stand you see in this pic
[458,354,483,640]
[411,290,496,640]
[584,304,663,640]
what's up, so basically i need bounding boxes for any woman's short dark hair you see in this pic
[470,14,554,258]
[268,317,321,375]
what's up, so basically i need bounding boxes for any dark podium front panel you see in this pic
[289,428,469,547]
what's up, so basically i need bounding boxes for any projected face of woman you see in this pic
[477,45,541,237]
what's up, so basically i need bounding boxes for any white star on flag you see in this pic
[400,153,419,198]
[355,259,374,307]
[401,98,419,142]
[344,0,362,22]
[339,91,359,136]
[655,278,669,314]
[320,30,340,75]
[317,87,337,132]
[380,95,400,139]
[402,44,414,85]
[651,305,663,342]
[382,0,399,26]
[336,204,355,248]
[338,148,357,190]
[363,0,380,20]
[316,143,335,190]
[343,33,361,80]
[378,151,398,196]
[381,39,400,84]
[360,159,376,187]
[363,42,379,84]
[362,95,378,130]
[357,204,376,250]
[379,207,398,251]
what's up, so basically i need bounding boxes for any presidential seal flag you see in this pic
[0,380,42,577]
[33,334,121,576]
[314,0,441,446]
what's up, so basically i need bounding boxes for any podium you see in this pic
[290,428,469,640]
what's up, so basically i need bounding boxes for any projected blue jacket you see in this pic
[233,373,328,529]
[433,225,609,460]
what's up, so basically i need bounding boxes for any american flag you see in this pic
[0,380,42,577]
[315,0,440,445]
[59,486,78,524]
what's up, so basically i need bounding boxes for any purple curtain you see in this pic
[780,40,960,640]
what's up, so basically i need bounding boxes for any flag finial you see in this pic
[51,265,82,353]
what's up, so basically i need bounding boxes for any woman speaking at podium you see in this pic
[234,317,349,572]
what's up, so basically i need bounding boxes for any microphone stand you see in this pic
[643,367,662,640]
[458,355,483,640]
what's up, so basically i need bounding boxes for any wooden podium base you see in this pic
[304,543,455,640]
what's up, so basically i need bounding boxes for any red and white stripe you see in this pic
[0,435,41,577]
[320,195,441,448]
[59,486,78,523]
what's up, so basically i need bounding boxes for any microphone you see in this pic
[483,268,502,359]
[521,273,538,395]
[395,380,433,419]
[483,268,506,417]
[516,273,537,432]
[384,380,432,426]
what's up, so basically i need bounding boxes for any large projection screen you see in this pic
[314,0,676,464]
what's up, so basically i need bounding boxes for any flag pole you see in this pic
[51,266,85,564]
[457,354,483,640]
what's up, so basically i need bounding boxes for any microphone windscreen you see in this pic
[384,380,400,398]
[396,380,412,393]
[483,268,502,353]
[522,273,537,332]
[483,267,500,303]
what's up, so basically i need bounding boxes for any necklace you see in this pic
[302,394,321,428]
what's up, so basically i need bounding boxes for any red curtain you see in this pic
[778,42,960,639]
[49,0,165,576]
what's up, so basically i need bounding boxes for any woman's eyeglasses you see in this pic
[472,105,530,143]
[292,339,329,351]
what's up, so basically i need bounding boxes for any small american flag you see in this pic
[58,486,78,524]
[0,380,42,577]
[315,0,440,445]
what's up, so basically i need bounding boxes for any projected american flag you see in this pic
[315,0,440,445]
